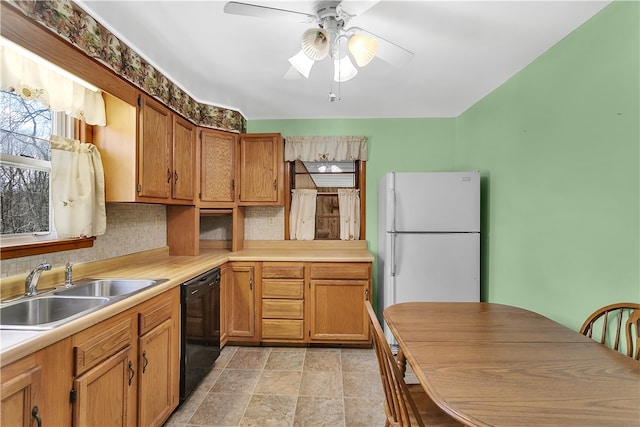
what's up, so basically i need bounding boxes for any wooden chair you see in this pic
[580,302,640,360]
[365,301,462,427]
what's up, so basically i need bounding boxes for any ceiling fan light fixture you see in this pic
[348,34,378,67]
[301,28,330,60]
[333,55,358,82]
[288,50,315,78]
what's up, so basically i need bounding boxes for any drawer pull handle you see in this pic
[143,351,149,373]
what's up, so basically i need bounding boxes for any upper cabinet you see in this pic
[199,128,237,207]
[96,93,283,210]
[238,133,284,206]
[94,92,195,204]
[171,115,196,202]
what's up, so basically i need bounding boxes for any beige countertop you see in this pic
[1,240,373,366]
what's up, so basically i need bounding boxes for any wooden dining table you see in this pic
[383,302,640,427]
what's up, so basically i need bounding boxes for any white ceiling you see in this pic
[76,0,609,120]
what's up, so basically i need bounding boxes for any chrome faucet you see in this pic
[64,262,73,287]
[25,262,52,296]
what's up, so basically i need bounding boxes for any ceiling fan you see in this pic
[223,1,414,83]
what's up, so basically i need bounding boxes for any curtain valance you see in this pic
[284,136,368,161]
[1,43,106,125]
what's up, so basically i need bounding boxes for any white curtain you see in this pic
[285,136,368,161]
[338,189,360,240]
[50,135,106,238]
[1,43,106,125]
[289,189,317,240]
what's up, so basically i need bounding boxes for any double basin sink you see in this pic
[0,278,167,331]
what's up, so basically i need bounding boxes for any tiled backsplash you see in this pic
[2,204,284,279]
[244,207,284,240]
[1,203,167,278]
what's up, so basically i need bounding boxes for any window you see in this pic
[0,90,73,244]
[290,159,363,240]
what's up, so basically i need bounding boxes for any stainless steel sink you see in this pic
[54,279,162,298]
[0,296,109,330]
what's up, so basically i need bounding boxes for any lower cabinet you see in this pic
[72,345,134,426]
[257,261,372,345]
[261,262,305,343]
[1,355,41,427]
[308,262,371,343]
[226,262,259,343]
[137,290,180,427]
[71,287,179,426]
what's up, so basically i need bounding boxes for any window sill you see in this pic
[0,237,95,260]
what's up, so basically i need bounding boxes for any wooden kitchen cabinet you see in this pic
[172,115,196,201]
[138,94,172,200]
[199,128,237,207]
[308,262,371,344]
[95,92,195,204]
[1,355,41,427]
[261,262,305,342]
[71,313,136,427]
[220,263,230,347]
[238,133,284,206]
[1,339,72,427]
[227,262,259,342]
[257,261,372,345]
[70,288,179,427]
[137,289,179,427]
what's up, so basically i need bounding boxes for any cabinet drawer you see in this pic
[310,263,370,280]
[262,299,304,319]
[261,319,304,340]
[262,263,304,279]
[262,280,304,299]
[73,316,133,376]
[139,297,172,335]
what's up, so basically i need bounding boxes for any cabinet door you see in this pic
[220,264,229,346]
[308,279,370,342]
[138,94,172,200]
[138,318,174,427]
[1,364,40,427]
[238,133,283,205]
[200,128,236,204]
[227,263,257,340]
[172,116,196,201]
[72,346,133,427]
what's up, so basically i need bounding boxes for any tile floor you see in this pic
[165,345,387,427]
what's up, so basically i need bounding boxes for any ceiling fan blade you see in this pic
[284,66,305,80]
[338,0,380,19]
[223,2,315,22]
[357,28,414,67]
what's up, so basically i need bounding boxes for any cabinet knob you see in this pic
[174,171,179,184]
[142,351,149,373]
[167,168,172,183]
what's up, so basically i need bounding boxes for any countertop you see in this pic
[1,240,373,366]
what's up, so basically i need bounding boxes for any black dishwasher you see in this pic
[179,267,220,402]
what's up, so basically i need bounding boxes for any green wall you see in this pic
[248,1,639,331]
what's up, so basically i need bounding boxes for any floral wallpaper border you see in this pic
[6,0,246,133]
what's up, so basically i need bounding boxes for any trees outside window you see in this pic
[0,90,53,236]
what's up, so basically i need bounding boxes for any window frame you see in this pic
[284,159,366,240]
[0,93,95,259]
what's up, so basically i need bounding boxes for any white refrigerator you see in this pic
[378,171,480,343]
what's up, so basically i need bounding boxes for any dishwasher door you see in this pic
[180,268,220,402]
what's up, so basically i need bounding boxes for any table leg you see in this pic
[396,348,407,377]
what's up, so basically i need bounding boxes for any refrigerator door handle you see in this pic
[390,232,396,276]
